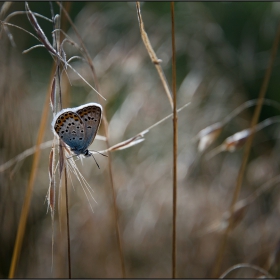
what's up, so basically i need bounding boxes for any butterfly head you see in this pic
[83,149,91,157]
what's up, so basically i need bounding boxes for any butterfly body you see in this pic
[52,103,102,157]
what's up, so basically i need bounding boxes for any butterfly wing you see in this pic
[76,104,102,150]
[53,111,86,153]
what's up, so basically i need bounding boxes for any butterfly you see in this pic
[52,103,102,159]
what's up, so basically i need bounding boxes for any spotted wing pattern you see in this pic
[76,104,102,150]
[53,111,86,154]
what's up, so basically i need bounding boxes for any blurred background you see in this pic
[1,1,280,278]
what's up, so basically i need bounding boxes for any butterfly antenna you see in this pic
[89,149,108,157]
[90,153,100,169]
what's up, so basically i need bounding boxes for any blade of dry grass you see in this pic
[0,140,53,173]
[8,63,55,279]
[219,263,273,278]
[136,2,173,110]
[171,2,177,278]
[211,22,280,278]
[0,2,12,18]
[47,147,55,273]
[98,102,189,154]
[64,164,71,278]
[3,10,52,23]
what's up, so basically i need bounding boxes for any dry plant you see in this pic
[1,2,280,279]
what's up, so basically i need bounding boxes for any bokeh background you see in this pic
[1,1,280,278]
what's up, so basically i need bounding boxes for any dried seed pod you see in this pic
[195,122,223,152]
[223,129,251,152]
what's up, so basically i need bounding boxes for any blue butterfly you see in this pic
[52,103,102,159]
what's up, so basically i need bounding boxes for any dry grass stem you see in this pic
[136,2,173,110]
[47,147,55,272]
[1,20,40,41]
[99,102,190,154]
[171,2,177,278]
[0,2,12,18]
[219,263,273,279]
[3,10,52,24]
[0,140,53,173]
[64,165,71,278]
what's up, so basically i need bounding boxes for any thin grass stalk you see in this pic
[211,22,280,278]
[8,64,55,279]
[48,147,56,274]
[64,165,71,278]
[171,2,177,278]
[136,2,173,110]
[54,70,69,277]
[219,263,273,279]
[57,3,126,277]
